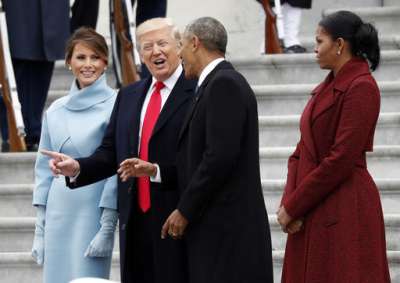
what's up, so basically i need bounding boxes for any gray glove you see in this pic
[85,208,118,258]
[31,205,45,265]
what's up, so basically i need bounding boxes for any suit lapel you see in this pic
[178,60,233,144]
[128,78,152,155]
[151,73,195,138]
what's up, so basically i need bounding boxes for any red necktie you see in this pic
[137,81,165,212]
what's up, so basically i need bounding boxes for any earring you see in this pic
[104,67,107,71]
[337,50,341,55]
[68,65,72,70]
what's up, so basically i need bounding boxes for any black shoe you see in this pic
[26,143,39,152]
[1,141,10,152]
[284,45,307,54]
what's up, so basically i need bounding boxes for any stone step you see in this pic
[263,178,400,214]
[254,81,400,115]
[47,81,400,115]
[0,217,120,253]
[1,145,399,183]
[0,252,121,283]
[0,184,34,217]
[0,250,399,283]
[259,112,400,147]
[2,176,399,218]
[1,214,399,253]
[300,34,400,52]
[384,0,398,6]
[0,153,36,184]
[259,145,400,180]
[232,50,400,85]
[323,6,400,37]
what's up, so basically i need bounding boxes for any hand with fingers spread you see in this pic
[161,209,188,240]
[40,149,80,177]
[118,158,157,182]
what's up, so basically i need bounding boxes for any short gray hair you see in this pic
[184,17,227,55]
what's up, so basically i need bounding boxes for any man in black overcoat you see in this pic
[160,17,274,283]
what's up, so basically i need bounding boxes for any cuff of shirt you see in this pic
[150,164,161,183]
[69,170,81,183]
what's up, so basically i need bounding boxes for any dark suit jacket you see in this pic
[175,61,274,283]
[68,72,196,283]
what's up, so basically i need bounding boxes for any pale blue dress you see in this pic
[33,74,118,283]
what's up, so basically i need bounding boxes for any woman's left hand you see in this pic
[277,206,293,231]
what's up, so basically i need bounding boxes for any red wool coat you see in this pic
[281,58,391,283]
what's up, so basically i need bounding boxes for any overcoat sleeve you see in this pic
[98,175,118,210]
[67,91,121,189]
[281,141,301,205]
[33,114,53,206]
[177,74,247,222]
[283,79,379,219]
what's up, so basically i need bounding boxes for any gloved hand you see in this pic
[31,205,46,265]
[85,208,118,258]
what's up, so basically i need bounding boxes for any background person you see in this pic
[32,27,118,283]
[277,10,391,282]
[2,0,70,150]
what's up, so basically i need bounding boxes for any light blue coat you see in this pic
[33,74,118,283]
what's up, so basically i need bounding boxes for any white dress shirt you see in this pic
[140,64,183,183]
[71,65,183,183]
[197,57,225,88]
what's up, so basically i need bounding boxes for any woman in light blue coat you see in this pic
[32,27,118,283]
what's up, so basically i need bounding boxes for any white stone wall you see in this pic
[96,0,384,57]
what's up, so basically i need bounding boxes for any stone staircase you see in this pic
[1,2,400,283]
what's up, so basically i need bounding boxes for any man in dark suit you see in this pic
[161,17,273,283]
[42,18,195,283]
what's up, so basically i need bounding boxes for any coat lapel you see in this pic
[178,61,233,144]
[151,73,195,138]
[127,78,151,156]
[301,58,371,163]
[300,92,319,163]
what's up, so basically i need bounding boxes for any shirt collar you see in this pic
[198,58,225,87]
[150,64,183,91]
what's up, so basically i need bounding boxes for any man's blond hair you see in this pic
[136,17,181,49]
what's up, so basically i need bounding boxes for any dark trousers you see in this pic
[70,0,99,32]
[12,59,54,145]
[135,0,167,26]
[125,207,155,283]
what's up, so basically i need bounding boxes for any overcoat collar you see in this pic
[178,60,233,143]
[127,72,195,155]
[65,74,115,111]
[302,57,371,162]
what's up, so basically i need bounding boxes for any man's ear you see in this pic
[192,35,200,52]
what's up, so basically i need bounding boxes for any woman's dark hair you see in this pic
[319,10,380,71]
[65,27,109,66]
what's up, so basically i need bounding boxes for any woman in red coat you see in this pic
[278,11,391,282]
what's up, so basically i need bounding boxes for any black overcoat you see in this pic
[3,0,69,61]
[175,61,274,283]
[263,0,312,9]
[68,73,196,283]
